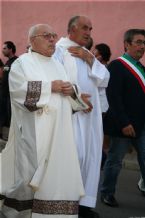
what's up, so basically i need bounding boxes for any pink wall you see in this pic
[1,0,145,63]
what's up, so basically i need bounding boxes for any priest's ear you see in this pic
[72,25,76,32]
[30,36,35,43]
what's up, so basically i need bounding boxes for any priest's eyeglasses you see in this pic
[32,33,58,40]
[132,40,145,46]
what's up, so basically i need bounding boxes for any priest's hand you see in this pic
[61,81,74,96]
[68,46,94,68]
[81,93,93,113]
[51,80,63,93]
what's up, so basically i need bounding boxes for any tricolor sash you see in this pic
[117,55,145,93]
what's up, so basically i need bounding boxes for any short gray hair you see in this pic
[124,29,145,43]
[28,24,52,42]
[67,16,80,33]
[28,25,39,40]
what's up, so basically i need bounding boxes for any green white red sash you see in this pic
[118,56,145,93]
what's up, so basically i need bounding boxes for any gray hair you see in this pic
[28,25,38,40]
[124,29,145,43]
[28,24,52,42]
[67,16,80,33]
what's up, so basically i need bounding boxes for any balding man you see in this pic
[54,15,109,218]
[0,24,84,218]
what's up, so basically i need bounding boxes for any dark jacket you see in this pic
[103,59,145,138]
[1,56,18,127]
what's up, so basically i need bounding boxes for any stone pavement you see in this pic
[96,169,145,218]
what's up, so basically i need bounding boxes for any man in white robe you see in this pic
[54,16,110,218]
[0,24,84,218]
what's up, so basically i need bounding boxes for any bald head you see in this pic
[28,24,52,42]
[68,15,92,46]
[67,16,92,33]
[67,15,80,33]
[28,24,57,57]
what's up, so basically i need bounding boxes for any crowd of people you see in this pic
[0,15,145,218]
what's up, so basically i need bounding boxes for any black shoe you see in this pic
[79,212,99,218]
[90,210,100,218]
[79,206,100,218]
[101,194,118,207]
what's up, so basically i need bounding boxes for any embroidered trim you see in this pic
[4,197,33,211]
[118,57,145,93]
[24,81,42,111]
[2,196,79,214]
[32,199,79,215]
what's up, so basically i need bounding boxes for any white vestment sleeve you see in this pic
[9,59,52,112]
[88,58,110,87]
[53,46,64,65]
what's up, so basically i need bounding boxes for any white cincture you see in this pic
[37,105,56,115]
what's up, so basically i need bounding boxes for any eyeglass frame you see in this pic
[131,40,145,46]
[32,32,58,40]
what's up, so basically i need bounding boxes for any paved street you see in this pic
[95,169,145,218]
